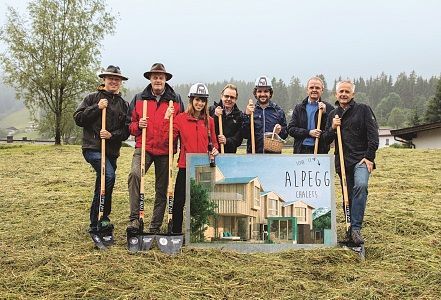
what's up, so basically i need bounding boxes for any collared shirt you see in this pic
[152,88,165,101]
[303,97,318,146]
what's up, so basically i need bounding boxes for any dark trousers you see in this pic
[172,168,186,233]
[300,144,315,154]
[83,150,117,228]
[127,148,169,231]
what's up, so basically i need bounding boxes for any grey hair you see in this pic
[335,80,355,93]
[306,76,324,89]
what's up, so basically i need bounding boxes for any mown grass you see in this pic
[0,145,440,299]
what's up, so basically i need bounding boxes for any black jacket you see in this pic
[74,88,130,157]
[209,100,244,153]
[242,101,288,153]
[287,97,334,154]
[322,99,379,173]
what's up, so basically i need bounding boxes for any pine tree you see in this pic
[424,80,441,123]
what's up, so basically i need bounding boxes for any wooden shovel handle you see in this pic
[99,107,106,221]
[167,101,174,223]
[218,112,224,154]
[168,101,174,196]
[140,100,147,194]
[249,99,255,154]
[336,115,351,232]
[314,107,323,155]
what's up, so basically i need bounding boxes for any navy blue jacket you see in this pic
[242,100,288,153]
[287,97,334,154]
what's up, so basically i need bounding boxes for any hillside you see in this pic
[0,106,32,130]
[0,145,439,299]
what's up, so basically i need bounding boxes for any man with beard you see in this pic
[242,75,288,153]
[287,76,334,154]
[209,84,243,153]
[126,63,184,234]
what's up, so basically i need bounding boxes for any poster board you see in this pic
[185,154,337,253]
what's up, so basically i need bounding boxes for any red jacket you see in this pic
[129,85,183,155]
[166,113,219,168]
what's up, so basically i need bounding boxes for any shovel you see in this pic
[313,105,323,155]
[156,100,184,255]
[90,107,114,250]
[218,110,224,154]
[336,115,365,260]
[249,99,255,154]
[127,100,155,252]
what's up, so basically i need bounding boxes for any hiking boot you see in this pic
[101,220,111,228]
[127,219,140,231]
[351,229,365,245]
[338,229,353,245]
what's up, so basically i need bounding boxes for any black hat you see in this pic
[98,65,128,81]
[143,63,172,81]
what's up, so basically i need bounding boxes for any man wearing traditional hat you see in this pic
[127,63,184,234]
[74,65,130,239]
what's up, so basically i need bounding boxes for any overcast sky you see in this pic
[1,0,441,88]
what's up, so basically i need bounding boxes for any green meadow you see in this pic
[0,145,440,299]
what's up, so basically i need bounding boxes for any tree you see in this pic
[0,0,116,144]
[387,107,407,129]
[375,92,403,125]
[287,76,305,105]
[271,77,290,112]
[190,178,217,242]
[424,80,441,123]
[313,211,331,231]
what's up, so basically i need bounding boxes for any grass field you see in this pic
[0,145,440,299]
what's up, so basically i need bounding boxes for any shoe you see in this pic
[101,220,111,228]
[338,229,353,245]
[351,229,364,245]
[127,219,140,231]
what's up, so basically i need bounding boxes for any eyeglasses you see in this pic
[223,95,236,100]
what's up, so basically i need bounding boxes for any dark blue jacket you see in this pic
[242,100,288,153]
[323,99,379,173]
[287,97,334,154]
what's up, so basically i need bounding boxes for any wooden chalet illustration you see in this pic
[193,165,320,244]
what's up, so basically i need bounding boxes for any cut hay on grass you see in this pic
[0,145,440,299]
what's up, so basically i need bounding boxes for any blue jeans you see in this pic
[83,150,118,228]
[339,163,370,231]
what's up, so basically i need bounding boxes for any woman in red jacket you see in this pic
[164,83,219,234]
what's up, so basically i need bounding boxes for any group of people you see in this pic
[74,62,379,247]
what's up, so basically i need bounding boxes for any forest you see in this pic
[1,71,440,140]
[168,71,440,129]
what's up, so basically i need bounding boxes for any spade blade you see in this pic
[155,233,183,255]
